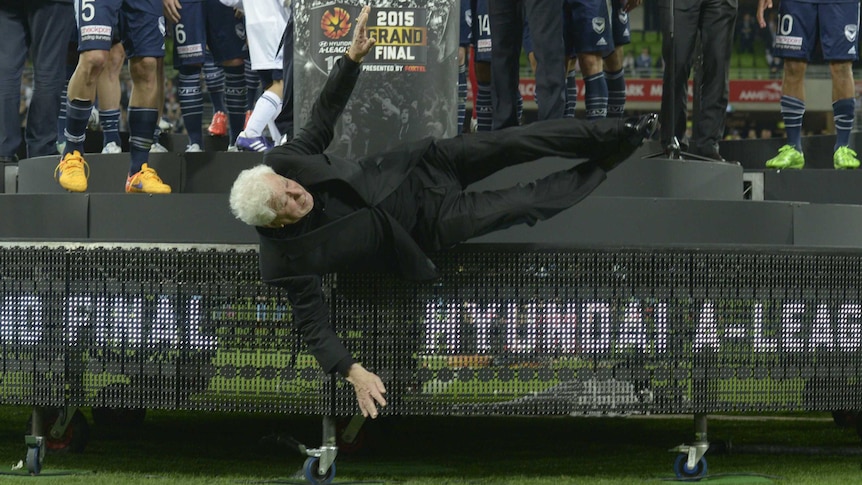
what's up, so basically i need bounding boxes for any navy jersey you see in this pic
[471,0,492,62]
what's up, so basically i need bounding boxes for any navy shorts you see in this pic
[172,0,246,67]
[610,0,631,47]
[773,0,860,61]
[76,0,165,57]
[564,0,614,57]
[459,0,471,47]
[258,68,283,89]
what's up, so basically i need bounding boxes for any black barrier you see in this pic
[1,244,861,416]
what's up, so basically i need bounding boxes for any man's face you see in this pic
[263,173,314,227]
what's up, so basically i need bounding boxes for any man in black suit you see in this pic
[229,6,657,419]
[658,0,738,160]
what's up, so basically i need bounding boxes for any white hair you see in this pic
[229,164,279,226]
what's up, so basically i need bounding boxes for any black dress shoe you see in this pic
[597,114,660,171]
[623,113,658,147]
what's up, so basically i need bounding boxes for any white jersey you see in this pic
[223,0,290,70]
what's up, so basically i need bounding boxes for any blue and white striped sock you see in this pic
[584,72,608,120]
[223,65,248,142]
[476,82,493,132]
[458,62,467,133]
[128,107,159,174]
[63,99,93,156]
[178,66,204,146]
[564,70,578,118]
[605,68,626,118]
[780,95,805,150]
[100,109,121,147]
[204,62,226,114]
[833,97,855,151]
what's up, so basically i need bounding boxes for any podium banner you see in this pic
[294,0,459,160]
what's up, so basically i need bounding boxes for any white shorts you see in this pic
[243,0,289,70]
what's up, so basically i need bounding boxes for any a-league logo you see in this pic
[321,7,352,40]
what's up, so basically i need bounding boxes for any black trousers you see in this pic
[489,0,565,129]
[411,117,630,250]
[658,0,737,154]
[274,14,294,140]
[0,0,75,158]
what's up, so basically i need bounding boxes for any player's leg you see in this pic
[604,0,631,118]
[55,0,121,192]
[98,42,126,153]
[765,0,815,169]
[821,2,860,169]
[205,0,249,146]
[122,0,170,193]
[171,0,207,152]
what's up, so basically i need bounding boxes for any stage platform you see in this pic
[3,146,862,247]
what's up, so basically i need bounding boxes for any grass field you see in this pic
[0,406,859,484]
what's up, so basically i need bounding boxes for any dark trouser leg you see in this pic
[489,0,524,129]
[0,5,27,159]
[26,2,75,158]
[429,162,606,249]
[423,117,627,187]
[691,0,736,153]
[274,17,294,139]
[523,0,566,121]
[658,0,699,146]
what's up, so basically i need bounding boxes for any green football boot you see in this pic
[834,146,860,170]
[765,145,805,169]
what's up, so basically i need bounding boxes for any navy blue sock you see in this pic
[564,70,578,118]
[458,62,467,133]
[245,58,260,110]
[63,99,93,156]
[833,97,855,151]
[128,107,158,174]
[223,64,248,142]
[605,68,626,118]
[100,109,122,146]
[780,95,805,150]
[584,72,608,120]
[204,62,226,113]
[476,82,492,132]
[178,65,204,146]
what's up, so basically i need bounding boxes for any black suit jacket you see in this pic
[257,55,437,376]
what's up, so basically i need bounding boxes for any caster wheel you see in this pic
[26,408,90,453]
[673,453,707,479]
[303,457,336,485]
[26,446,42,475]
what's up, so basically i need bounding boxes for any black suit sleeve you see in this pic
[284,275,356,376]
[267,55,361,168]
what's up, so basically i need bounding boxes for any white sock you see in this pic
[245,90,282,138]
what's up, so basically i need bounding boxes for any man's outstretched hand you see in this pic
[347,5,377,63]
[346,363,387,418]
